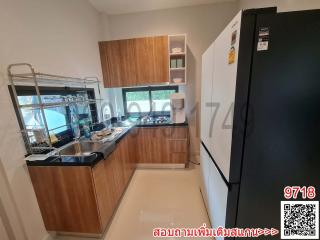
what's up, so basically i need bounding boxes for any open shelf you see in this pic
[168,34,187,85]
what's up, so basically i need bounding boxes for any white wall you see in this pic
[238,0,320,12]
[0,0,104,239]
[102,2,238,160]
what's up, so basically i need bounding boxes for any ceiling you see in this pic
[89,0,236,15]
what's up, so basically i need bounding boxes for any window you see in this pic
[122,86,178,117]
[9,86,98,145]
[18,95,68,134]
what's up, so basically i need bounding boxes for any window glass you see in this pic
[126,91,150,113]
[123,86,178,116]
[18,95,68,134]
[151,90,176,112]
[16,92,93,137]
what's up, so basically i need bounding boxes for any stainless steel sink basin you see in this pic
[56,141,115,158]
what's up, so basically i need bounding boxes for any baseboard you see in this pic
[42,233,55,240]
[136,163,185,169]
[55,232,102,238]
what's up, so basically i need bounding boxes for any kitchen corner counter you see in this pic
[26,120,188,167]
[26,126,134,167]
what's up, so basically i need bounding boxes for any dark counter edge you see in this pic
[26,122,188,167]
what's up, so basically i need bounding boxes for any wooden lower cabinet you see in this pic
[136,126,189,165]
[28,133,136,235]
[92,160,116,230]
[28,166,103,234]
[28,127,188,235]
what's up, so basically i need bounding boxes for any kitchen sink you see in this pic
[56,141,115,158]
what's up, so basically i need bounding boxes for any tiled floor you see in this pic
[55,167,210,240]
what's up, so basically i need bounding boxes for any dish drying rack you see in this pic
[8,63,104,156]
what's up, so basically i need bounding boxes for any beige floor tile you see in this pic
[55,167,211,240]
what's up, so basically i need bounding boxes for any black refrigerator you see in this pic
[200,7,320,240]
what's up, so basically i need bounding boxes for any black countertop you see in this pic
[26,120,188,167]
[135,120,188,127]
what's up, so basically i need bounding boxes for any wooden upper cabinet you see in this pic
[99,36,169,88]
[99,40,121,87]
[134,37,156,85]
[153,36,169,84]
[119,39,137,86]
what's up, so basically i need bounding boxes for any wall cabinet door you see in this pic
[99,40,121,87]
[135,37,156,85]
[153,36,169,83]
[99,36,169,87]
[119,39,137,86]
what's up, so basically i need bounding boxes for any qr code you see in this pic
[281,201,319,239]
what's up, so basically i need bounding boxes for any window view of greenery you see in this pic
[126,91,150,113]
[151,90,176,112]
[124,88,177,115]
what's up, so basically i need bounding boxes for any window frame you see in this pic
[122,85,178,117]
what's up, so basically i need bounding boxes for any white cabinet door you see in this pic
[211,11,242,181]
[200,145,210,210]
[201,42,214,153]
[208,159,228,240]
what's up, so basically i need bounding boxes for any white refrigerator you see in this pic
[200,6,320,240]
[200,11,242,236]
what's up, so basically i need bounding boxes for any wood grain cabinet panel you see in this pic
[153,36,169,83]
[170,153,188,164]
[136,126,189,164]
[28,166,101,234]
[102,153,118,210]
[137,128,154,163]
[111,147,126,202]
[134,37,157,85]
[99,41,121,87]
[128,128,138,168]
[115,135,133,186]
[119,39,137,86]
[99,36,169,87]
[170,127,188,139]
[168,139,188,153]
[92,160,115,230]
[152,128,170,163]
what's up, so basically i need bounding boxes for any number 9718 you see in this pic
[284,186,316,199]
